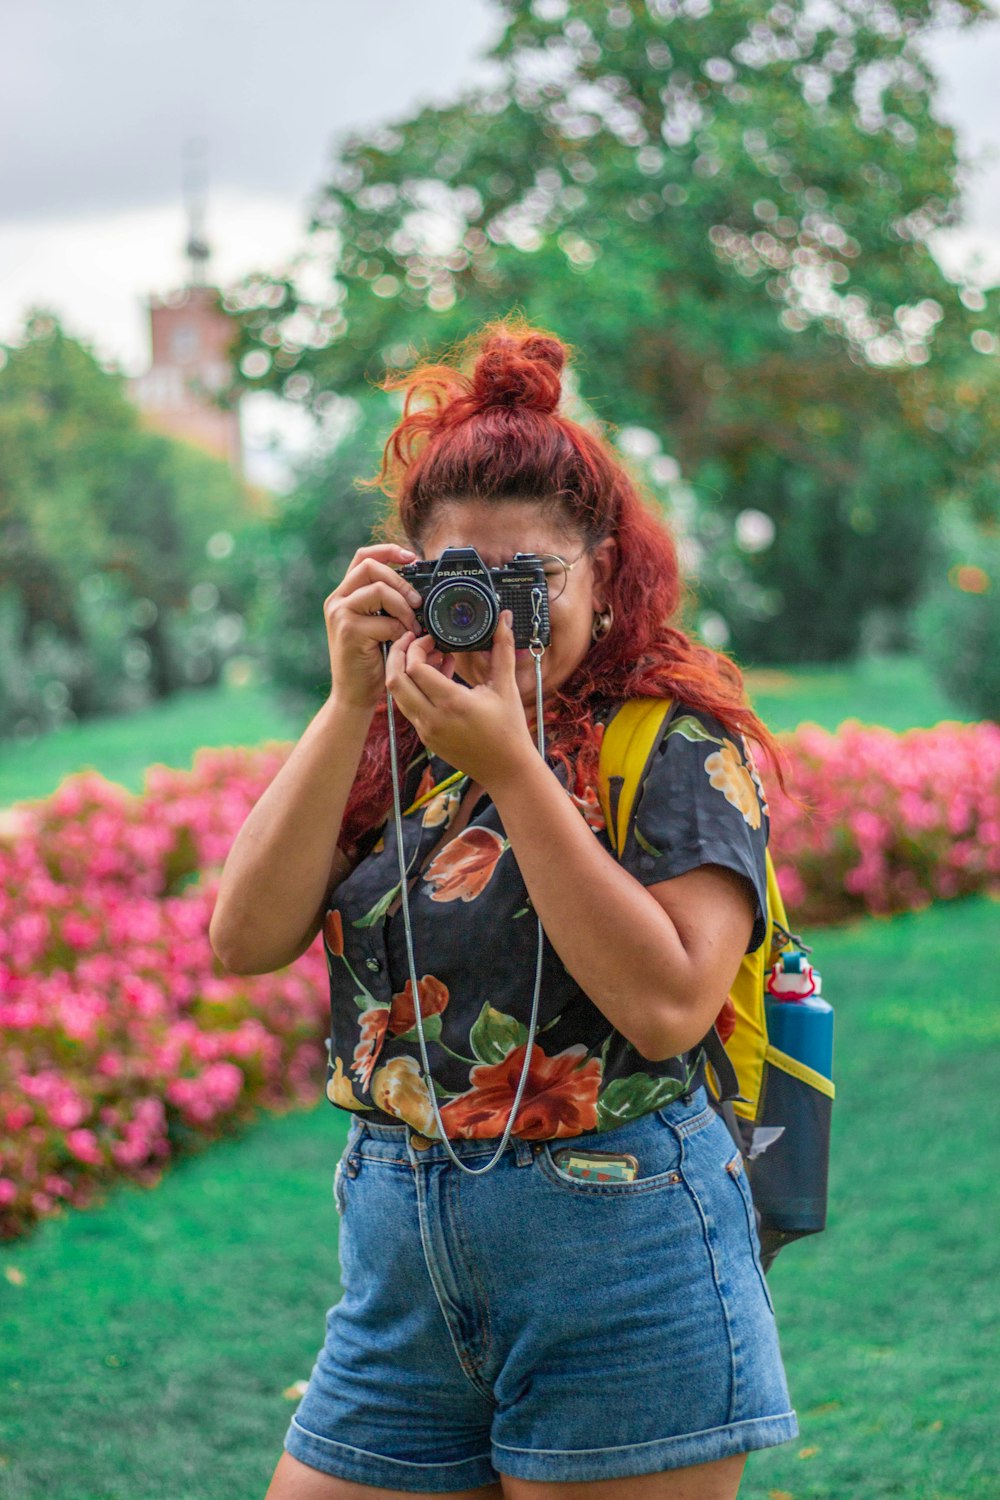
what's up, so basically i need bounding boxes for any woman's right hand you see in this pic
[324,543,428,709]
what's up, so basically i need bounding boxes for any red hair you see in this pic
[338,315,799,857]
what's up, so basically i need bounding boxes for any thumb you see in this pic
[489,609,516,682]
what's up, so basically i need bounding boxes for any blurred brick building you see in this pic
[128,282,244,473]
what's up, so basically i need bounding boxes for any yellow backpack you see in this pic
[597,696,835,1268]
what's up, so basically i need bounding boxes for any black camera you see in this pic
[389,546,552,652]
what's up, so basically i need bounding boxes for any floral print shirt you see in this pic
[322,701,771,1141]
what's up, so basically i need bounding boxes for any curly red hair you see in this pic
[338,314,798,857]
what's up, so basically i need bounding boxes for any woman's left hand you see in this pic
[384,610,537,791]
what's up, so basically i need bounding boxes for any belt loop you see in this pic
[405,1131,423,1171]
[513,1137,533,1167]
[344,1116,365,1175]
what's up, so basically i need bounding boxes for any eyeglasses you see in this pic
[538,549,589,602]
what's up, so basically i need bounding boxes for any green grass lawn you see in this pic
[0,678,306,811]
[1,893,997,1500]
[744,651,973,737]
[0,650,974,812]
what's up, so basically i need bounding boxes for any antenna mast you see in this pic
[182,136,211,288]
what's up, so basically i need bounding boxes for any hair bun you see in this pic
[470,330,565,415]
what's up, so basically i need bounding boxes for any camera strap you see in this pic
[380,585,549,1175]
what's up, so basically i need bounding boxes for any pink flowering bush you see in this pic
[0,743,326,1241]
[1,719,999,1241]
[760,718,1000,925]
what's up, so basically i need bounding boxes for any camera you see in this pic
[388,546,552,653]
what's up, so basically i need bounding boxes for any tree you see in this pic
[241,392,397,716]
[225,0,1000,661]
[0,312,255,732]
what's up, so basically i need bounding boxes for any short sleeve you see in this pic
[620,705,771,955]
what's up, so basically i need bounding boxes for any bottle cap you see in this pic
[766,959,818,999]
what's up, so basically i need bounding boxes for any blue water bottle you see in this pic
[765,951,834,1081]
[755,947,835,1259]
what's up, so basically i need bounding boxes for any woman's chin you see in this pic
[517,667,559,713]
[453,650,557,707]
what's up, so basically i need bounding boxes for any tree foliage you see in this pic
[226,0,1000,662]
[912,502,1000,719]
[241,393,398,717]
[0,312,255,735]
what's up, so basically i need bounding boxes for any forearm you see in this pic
[209,692,375,974]
[489,750,702,1062]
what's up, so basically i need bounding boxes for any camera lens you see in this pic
[450,601,476,630]
[426,579,497,649]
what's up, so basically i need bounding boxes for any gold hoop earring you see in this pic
[591,605,614,642]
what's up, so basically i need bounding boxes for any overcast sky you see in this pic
[2,1,998,479]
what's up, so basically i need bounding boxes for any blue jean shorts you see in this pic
[283,1085,799,1491]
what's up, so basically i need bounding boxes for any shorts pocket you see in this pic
[333,1157,348,1216]
[537,1110,687,1198]
[724,1150,775,1316]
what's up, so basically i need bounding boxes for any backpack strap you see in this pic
[598,696,751,1115]
[597,697,683,858]
[697,1020,744,1106]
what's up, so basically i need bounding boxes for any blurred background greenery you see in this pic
[2,0,998,761]
[2,5,999,1496]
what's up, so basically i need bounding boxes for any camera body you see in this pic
[391,546,552,652]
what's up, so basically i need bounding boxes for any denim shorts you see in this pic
[283,1085,799,1491]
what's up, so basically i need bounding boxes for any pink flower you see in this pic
[65,1130,103,1166]
[48,1091,88,1130]
[61,913,103,951]
[0,719,995,1242]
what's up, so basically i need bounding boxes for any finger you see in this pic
[380,633,416,702]
[385,629,419,673]
[487,610,516,685]
[384,632,427,711]
[422,644,449,670]
[330,546,417,599]
[351,543,418,569]
[330,558,424,616]
[405,629,457,681]
[340,578,422,634]
[411,635,459,679]
[406,630,443,662]
[404,634,468,708]
[328,606,408,654]
[330,610,407,646]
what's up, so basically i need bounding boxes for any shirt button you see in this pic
[365,957,381,972]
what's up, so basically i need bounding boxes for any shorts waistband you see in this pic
[344,1084,711,1168]
[349,1115,538,1166]
[356,1119,427,1140]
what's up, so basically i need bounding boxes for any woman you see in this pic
[210,317,800,1500]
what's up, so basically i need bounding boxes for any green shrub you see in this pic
[0,316,258,738]
[242,394,393,716]
[912,505,1000,722]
